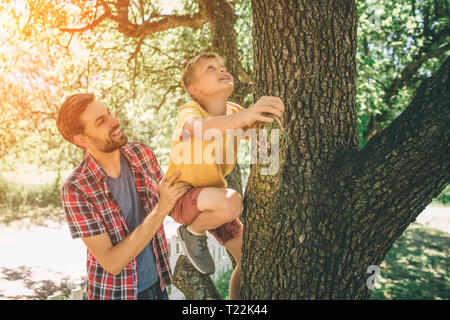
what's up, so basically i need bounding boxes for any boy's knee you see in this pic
[224,190,242,222]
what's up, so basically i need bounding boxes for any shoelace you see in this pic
[193,235,208,257]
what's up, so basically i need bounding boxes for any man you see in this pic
[56,93,190,300]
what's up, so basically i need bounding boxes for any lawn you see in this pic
[370,223,449,300]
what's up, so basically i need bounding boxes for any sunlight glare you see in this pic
[158,0,183,14]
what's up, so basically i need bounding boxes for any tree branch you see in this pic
[155,85,181,112]
[385,43,450,104]
[59,1,206,37]
[363,43,450,140]
[107,11,206,37]
[337,57,450,241]
[172,255,221,300]
[59,12,110,33]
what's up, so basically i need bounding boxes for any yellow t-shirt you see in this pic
[165,100,245,188]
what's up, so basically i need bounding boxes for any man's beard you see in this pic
[86,130,128,153]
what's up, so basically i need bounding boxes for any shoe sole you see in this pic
[177,227,214,275]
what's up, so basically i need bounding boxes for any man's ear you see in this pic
[73,134,89,150]
[188,85,201,97]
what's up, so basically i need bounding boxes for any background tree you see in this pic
[357,0,450,145]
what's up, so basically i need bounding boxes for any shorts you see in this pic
[169,187,243,245]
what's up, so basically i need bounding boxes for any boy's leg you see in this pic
[223,234,242,300]
[170,187,242,230]
[188,187,242,234]
[208,216,243,300]
[170,187,214,274]
[193,189,243,299]
[171,187,242,275]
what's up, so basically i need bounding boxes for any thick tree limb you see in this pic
[337,56,450,241]
[126,12,206,37]
[59,12,110,33]
[385,43,450,103]
[363,43,450,140]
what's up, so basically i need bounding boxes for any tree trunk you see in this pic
[241,0,449,300]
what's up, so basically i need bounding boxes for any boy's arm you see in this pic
[183,111,247,138]
[183,96,284,140]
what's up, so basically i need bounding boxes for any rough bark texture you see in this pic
[241,0,449,300]
[172,255,221,300]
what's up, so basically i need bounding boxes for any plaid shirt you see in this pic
[61,141,172,300]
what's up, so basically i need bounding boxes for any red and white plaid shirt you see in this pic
[61,141,172,300]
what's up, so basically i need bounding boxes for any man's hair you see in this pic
[181,52,225,98]
[56,93,95,144]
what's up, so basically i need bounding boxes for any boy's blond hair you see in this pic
[181,52,226,98]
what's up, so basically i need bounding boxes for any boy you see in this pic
[165,52,284,299]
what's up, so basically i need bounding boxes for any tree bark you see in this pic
[241,0,449,300]
[172,255,221,300]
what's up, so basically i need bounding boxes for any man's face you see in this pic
[190,57,234,98]
[77,99,127,153]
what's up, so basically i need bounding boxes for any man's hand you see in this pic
[157,171,191,215]
[81,171,190,276]
[244,96,285,128]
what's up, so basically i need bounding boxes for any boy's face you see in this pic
[75,99,128,153]
[189,57,234,99]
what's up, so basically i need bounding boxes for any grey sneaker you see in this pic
[177,225,215,275]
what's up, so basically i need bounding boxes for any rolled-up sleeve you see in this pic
[152,155,164,183]
[135,142,164,183]
[61,185,106,239]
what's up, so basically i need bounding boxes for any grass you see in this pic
[0,205,64,225]
[215,269,233,300]
[434,185,450,205]
[370,223,449,300]
[0,176,64,224]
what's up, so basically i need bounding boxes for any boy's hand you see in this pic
[244,96,285,128]
[157,171,191,215]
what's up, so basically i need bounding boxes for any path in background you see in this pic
[0,205,448,300]
[414,205,450,234]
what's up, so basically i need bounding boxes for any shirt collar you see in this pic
[84,144,137,183]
